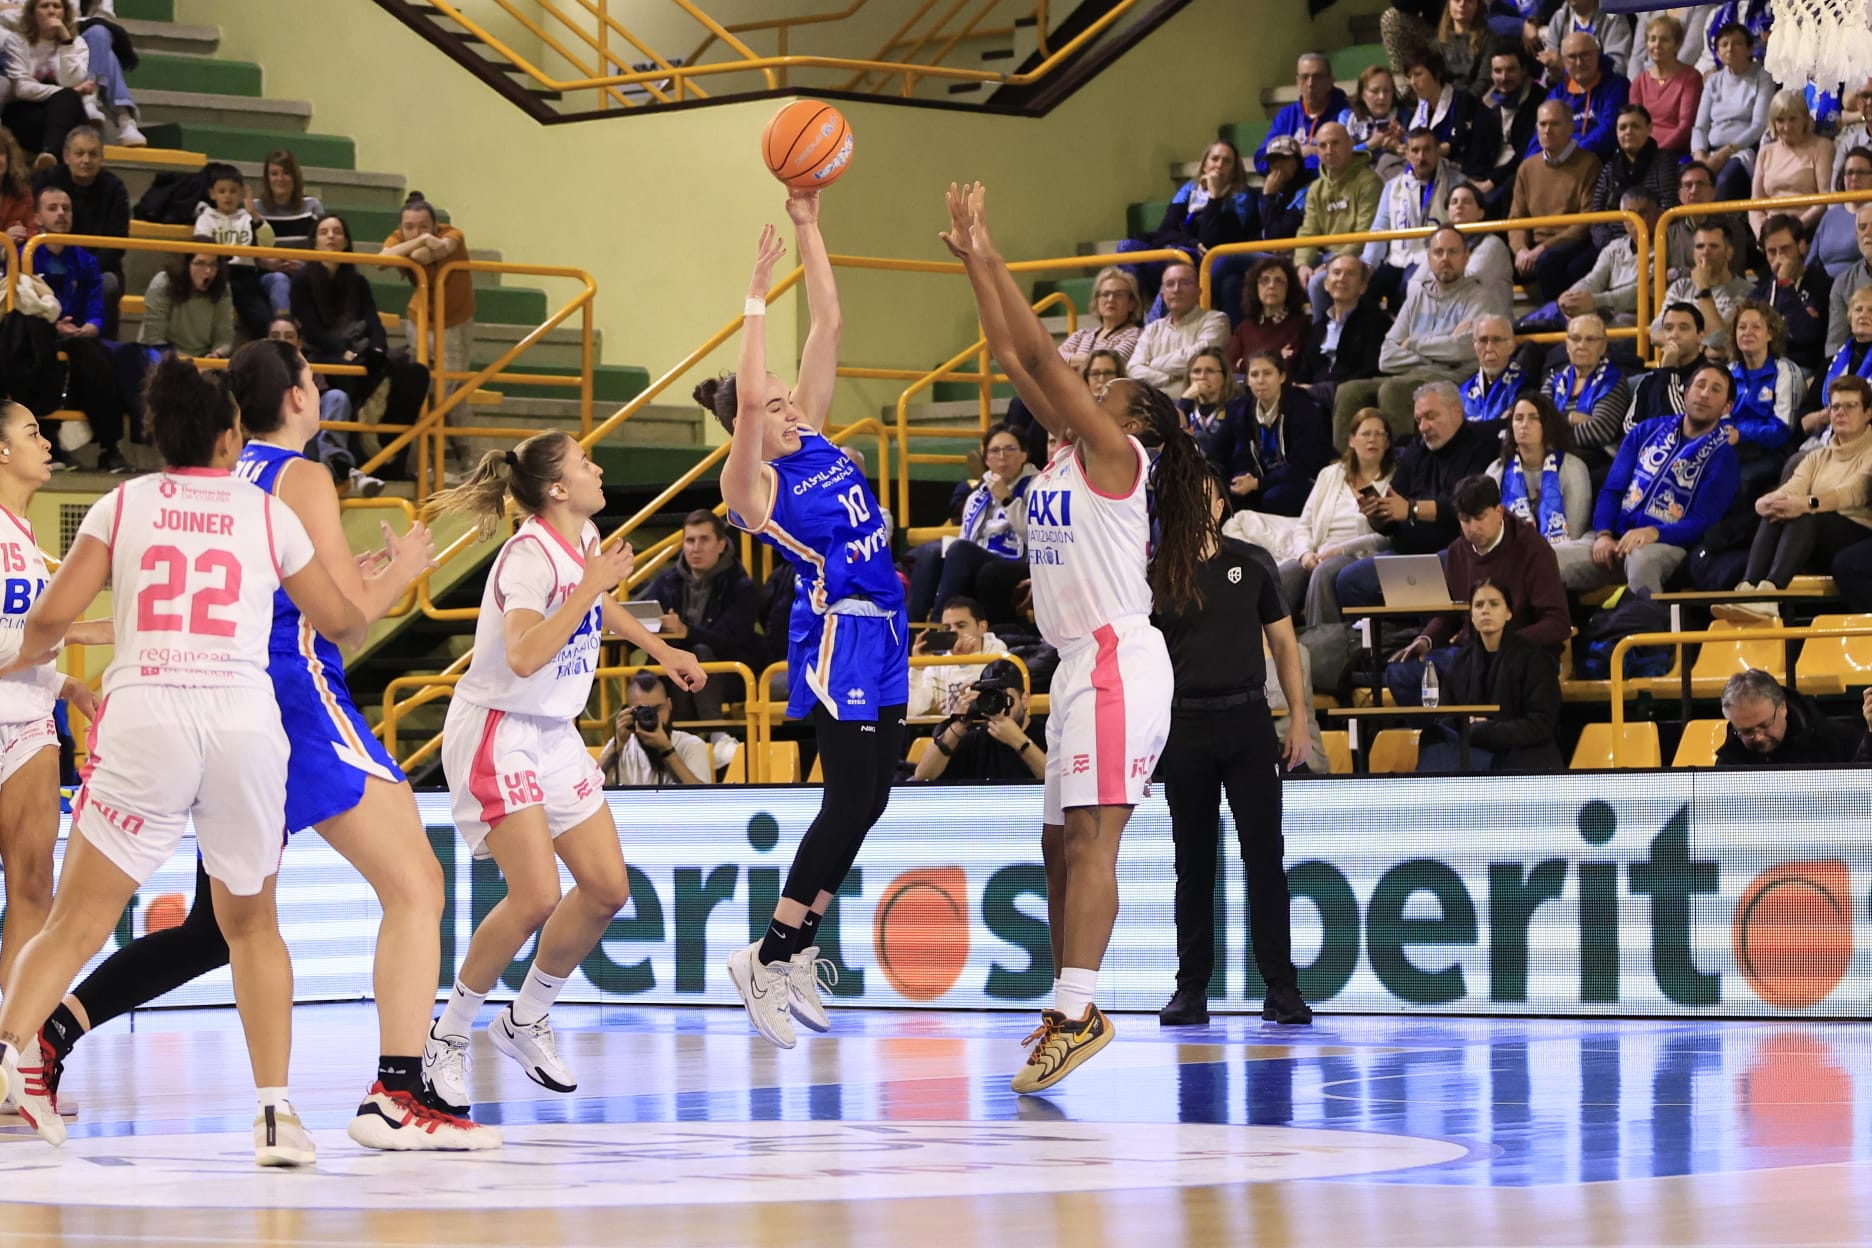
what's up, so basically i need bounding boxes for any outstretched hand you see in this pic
[939,181,995,262]
[749,223,787,293]
[784,188,820,226]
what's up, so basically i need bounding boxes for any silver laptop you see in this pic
[1373,555,1451,609]
[620,600,664,632]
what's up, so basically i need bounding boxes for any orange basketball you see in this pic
[143,893,187,935]
[1733,859,1853,1009]
[873,867,970,1002]
[762,100,855,190]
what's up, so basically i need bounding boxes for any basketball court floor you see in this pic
[3,1002,1868,1247]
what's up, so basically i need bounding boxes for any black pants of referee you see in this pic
[1161,694,1298,996]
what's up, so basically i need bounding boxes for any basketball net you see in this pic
[1768,0,1872,88]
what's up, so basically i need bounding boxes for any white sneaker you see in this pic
[727,939,798,1049]
[346,1082,502,1152]
[489,1006,576,1093]
[253,1104,316,1167]
[0,1039,66,1147]
[421,1022,471,1114]
[81,94,105,125]
[786,945,836,1034]
[348,467,386,497]
[57,419,93,454]
[112,112,147,148]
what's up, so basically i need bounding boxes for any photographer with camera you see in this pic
[597,672,713,786]
[908,596,1007,717]
[911,658,1046,783]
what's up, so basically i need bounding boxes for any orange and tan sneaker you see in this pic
[1010,1005,1114,1094]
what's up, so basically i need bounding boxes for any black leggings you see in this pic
[71,856,229,1031]
[780,704,904,906]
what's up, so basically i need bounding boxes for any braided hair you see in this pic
[1120,381,1217,615]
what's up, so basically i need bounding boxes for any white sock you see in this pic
[257,1086,294,1117]
[1055,967,1098,1020]
[510,965,568,1027]
[435,978,490,1041]
[1052,977,1061,1004]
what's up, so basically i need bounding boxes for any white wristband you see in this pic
[744,297,768,318]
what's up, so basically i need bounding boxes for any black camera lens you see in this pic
[632,704,661,730]
[968,687,1012,720]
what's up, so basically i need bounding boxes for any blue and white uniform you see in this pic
[236,441,403,832]
[0,506,62,786]
[729,429,907,721]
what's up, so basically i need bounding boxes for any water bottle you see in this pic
[1420,663,1440,709]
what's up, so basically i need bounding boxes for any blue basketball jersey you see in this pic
[731,429,903,625]
[234,439,403,829]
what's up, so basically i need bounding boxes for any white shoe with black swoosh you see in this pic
[727,940,798,1049]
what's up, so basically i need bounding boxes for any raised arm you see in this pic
[720,226,788,528]
[785,190,840,431]
[941,183,1131,472]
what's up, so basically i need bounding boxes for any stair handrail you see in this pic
[842,0,1025,94]
[1198,210,1653,358]
[401,0,1137,98]
[683,0,869,81]
[1608,622,1872,766]
[360,258,598,497]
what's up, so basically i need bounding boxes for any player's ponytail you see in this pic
[1128,381,1216,615]
[226,338,306,436]
[423,429,571,540]
[145,353,238,469]
[693,374,738,435]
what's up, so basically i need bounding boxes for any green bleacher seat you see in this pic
[1221,119,1272,157]
[1126,200,1170,237]
[1329,45,1388,81]
[1032,276,1097,316]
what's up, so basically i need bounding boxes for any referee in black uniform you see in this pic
[1152,528,1314,1026]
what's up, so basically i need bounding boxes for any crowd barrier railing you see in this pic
[1607,621,1872,765]
[381,660,759,775]
[412,0,1138,106]
[1200,210,1653,358]
[1650,187,1872,325]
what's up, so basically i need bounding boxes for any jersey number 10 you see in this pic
[136,545,243,638]
[836,484,871,527]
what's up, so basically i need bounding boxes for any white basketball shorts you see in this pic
[75,685,289,897]
[1042,614,1172,825]
[442,698,607,858]
[0,716,57,788]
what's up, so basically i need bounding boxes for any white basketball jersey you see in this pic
[1024,437,1153,648]
[76,470,314,696]
[0,505,63,722]
[453,516,603,721]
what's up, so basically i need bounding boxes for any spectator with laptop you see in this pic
[1558,362,1741,593]
[1334,380,1501,612]
[1386,473,1571,705]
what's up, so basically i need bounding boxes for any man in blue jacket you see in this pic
[33,185,127,472]
[1256,52,1349,173]
[1557,362,1741,593]
[1529,32,1628,161]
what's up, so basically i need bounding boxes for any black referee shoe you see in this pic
[1261,983,1313,1025]
[1158,988,1210,1026]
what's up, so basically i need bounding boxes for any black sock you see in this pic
[796,909,824,951]
[378,1055,424,1096]
[758,918,799,966]
[42,1003,82,1059]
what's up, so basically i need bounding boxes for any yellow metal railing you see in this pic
[1651,187,1872,325]
[1201,210,1654,358]
[365,256,599,498]
[410,0,1137,105]
[1607,623,1872,766]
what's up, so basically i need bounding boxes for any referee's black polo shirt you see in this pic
[1152,537,1288,699]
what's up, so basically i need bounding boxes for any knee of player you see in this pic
[582,871,631,916]
[1,847,54,897]
[378,849,446,920]
[510,885,564,932]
